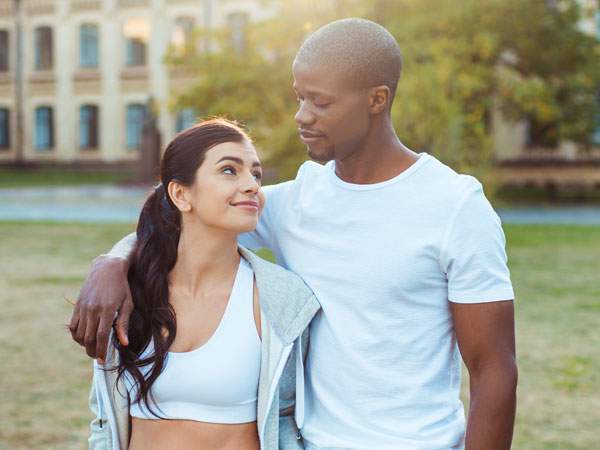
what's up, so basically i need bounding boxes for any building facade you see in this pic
[0,0,275,165]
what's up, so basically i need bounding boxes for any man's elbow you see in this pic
[469,355,518,393]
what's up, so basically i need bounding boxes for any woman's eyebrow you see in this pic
[216,156,262,167]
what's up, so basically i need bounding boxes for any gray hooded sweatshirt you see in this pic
[88,247,320,450]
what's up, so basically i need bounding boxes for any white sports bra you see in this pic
[125,258,261,424]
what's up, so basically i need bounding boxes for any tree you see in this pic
[167,0,600,182]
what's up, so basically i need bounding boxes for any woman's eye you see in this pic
[222,167,236,175]
[253,172,263,181]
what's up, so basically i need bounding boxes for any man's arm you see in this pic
[69,232,137,361]
[450,300,517,450]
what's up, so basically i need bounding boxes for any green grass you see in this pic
[0,223,599,449]
[0,168,134,188]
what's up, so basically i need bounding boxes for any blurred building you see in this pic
[493,1,600,191]
[0,0,274,167]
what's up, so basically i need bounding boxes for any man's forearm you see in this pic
[104,232,137,261]
[465,363,517,450]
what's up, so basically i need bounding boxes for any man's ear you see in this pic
[368,85,391,115]
[168,181,192,213]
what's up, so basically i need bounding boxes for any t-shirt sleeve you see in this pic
[238,181,292,251]
[440,181,515,303]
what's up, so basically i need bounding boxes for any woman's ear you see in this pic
[167,181,192,213]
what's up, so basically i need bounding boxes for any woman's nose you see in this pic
[241,173,259,193]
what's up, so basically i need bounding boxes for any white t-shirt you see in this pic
[240,153,514,450]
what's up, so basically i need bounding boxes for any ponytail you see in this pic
[116,183,180,417]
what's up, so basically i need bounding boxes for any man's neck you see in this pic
[334,126,419,185]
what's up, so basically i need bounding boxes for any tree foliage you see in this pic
[168,0,600,181]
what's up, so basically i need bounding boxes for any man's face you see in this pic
[292,60,371,162]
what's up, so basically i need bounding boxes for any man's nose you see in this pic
[294,101,315,126]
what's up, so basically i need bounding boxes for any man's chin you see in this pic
[307,145,334,163]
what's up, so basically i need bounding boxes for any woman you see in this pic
[88,118,320,450]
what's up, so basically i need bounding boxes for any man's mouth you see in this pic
[299,129,325,143]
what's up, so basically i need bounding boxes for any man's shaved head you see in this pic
[294,18,403,101]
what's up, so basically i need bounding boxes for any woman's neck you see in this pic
[169,222,240,300]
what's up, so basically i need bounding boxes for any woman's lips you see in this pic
[232,201,259,212]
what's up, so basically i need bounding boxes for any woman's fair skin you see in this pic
[128,140,265,450]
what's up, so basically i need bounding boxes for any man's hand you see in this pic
[69,255,133,361]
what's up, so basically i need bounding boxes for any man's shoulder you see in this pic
[262,160,326,202]
[416,154,484,205]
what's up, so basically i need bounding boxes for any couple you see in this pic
[70,18,517,450]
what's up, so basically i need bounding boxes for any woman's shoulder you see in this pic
[239,247,313,298]
[238,246,320,343]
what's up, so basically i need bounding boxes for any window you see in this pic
[35,106,54,151]
[35,26,53,70]
[0,108,9,149]
[80,105,99,149]
[0,30,8,72]
[227,12,248,53]
[526,115,558,149]
[126,104,147,150]
[593,91,600,146]
[172,17,195,57]
[175,108,196,132]
[124,18,149,66]
[80,24,99,68]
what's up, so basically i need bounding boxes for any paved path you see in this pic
[0,185,148,223]
[1,186,600,225]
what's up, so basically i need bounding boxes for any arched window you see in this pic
[80,105,99,149]
[0,30,9,72]
[124,18,149,66]
[227,12,248,53]
[126,103,147,150]
[34,26,53,70]
[35,106,54,151]
[593,90,600,146]
[171,16,195,57]
[175,107,196,132]
[80,24,99,68]
[0,108,9,149]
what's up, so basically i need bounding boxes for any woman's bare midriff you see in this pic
[128,417,260,450]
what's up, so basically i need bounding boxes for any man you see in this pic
[71,18,517,450]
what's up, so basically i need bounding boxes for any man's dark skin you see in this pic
[71,33,517,450]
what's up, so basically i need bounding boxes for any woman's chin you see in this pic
[228,219,259,235]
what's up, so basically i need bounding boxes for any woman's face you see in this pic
[183,140,265,234]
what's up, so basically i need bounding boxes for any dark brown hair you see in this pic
[116,118,251,417]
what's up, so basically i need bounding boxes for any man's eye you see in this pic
[222,167,236,175]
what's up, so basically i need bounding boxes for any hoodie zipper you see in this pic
[94,360,120,450]
[259,342,293,444]
[294,334,305,433]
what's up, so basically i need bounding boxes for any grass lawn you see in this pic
[0,168,134,188]
[0,222,599,449]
